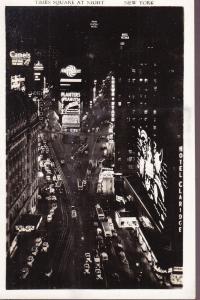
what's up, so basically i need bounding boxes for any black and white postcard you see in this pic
[0,0,195,298]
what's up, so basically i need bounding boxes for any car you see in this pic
[27,255,34,267]
[51,203,57,210]
[35,237,43,247]
[95,268,103,280]
[85,253,92,263]
[118,251,129,264]
[71,207,77,219]
[60,159,65,165]
[94,256,101,268]
[46,175,51,181]
[31,246,39,256]
[100,252,108,261]
[107,217,114,230]
[47,214,53,222]
[97,227,102,235]
[49,209,55,215]
[46,170,52,175]
[83,263,90,275]
[42,241,49,252]
[20,267,29,279]
[112,230,118,237]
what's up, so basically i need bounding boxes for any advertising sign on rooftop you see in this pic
[60,65,81,77]
[10,51,31,66]
[33,61,44,71]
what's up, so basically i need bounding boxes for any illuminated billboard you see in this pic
[33,61,44,71]
[11,75,26,91]
[137,128,167,229]
[10,51,31,66]
[60,92,80,114]
[62,114,80,128]
[33,61,44,82]
[60,65,81,77]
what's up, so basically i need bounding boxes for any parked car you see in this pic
[35,237,43,247]
[83,263,90,275]
[95,268,103,280]
[31,246,39,256]
[49,209,55,215]
[42,241,49,252]
[118,251,129,265]
[47,214,53,222]
[27,255,34,267]
[100,252,108,261]
[94,256,101,268]
[85,253,92,263]
[20,267,29,279]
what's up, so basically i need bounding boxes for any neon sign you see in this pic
[10,51,31,66]
[60,65,81,77]
[137,128,167,227]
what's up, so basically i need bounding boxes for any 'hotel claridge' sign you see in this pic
[60,65,81,77]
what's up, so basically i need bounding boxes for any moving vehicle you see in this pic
[42,241,49,252]
[85,253,92,263]
[71,208,77,219]
[102,221,112,237]
[101,252,108,261]
[83,263,90,275]
[95,268,103,280]
[94,256,101,268]
[95,204,105,221]
[47,214,53,222]
[77,178,84,191]
[60,159,65,165]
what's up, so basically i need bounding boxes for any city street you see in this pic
[6,6,185,291]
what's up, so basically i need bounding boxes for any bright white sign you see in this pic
[60,65,81,77]
[10,51,31,66]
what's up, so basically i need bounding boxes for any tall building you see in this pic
[6,91,40,256]
[114,33,183,282]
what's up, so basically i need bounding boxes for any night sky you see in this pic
[6,6,183,78]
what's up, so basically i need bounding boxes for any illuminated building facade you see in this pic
[114,32,183,279]
[6,91,39,256]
